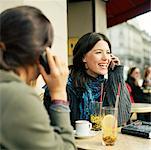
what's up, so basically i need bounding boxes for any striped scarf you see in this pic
[68,75,105,120]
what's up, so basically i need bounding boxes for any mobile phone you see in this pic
[109,54,114,70]
[39,51,50,74]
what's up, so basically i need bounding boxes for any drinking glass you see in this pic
[89,101,103,130]
[101,107,118,146]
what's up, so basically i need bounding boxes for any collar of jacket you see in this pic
[0,69,22,83]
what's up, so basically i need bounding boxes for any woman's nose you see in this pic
[102,53,108,60]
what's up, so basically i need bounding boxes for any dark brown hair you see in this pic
[70,32,111,88]
[0,5,53,71]
[127,67,137,78]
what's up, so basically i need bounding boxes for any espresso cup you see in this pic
[75,120,92,136]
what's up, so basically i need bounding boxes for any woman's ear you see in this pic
[0,42,6,50]
[83,57,88,69]
[82,57,86,63]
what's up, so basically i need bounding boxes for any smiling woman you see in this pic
[44,32,131,128]
[82,40,111,77]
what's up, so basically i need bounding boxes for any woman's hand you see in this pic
[109,54,120,70]
[39,48,69,101]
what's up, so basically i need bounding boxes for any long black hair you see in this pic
[0,5,53,71]
[70,32,111,88]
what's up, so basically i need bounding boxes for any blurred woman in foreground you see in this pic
[0,6,76,149]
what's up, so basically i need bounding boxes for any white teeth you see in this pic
[99,64,107,67]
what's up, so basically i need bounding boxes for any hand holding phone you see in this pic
[109,54,120,70]
[38,49,69,101]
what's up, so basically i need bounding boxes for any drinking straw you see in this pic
[102,92,106,103]
[113,83,121,128]
[100,83,104,102]
[114,83,121,117]
[115,82,121,110]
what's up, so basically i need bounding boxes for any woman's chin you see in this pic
[99,70,108,75]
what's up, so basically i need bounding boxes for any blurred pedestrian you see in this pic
[142,66,151,89]
[126,67,144,103]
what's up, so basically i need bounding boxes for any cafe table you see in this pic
[131,103,151,113]
[75,130,151,150]
[130,103,151,121]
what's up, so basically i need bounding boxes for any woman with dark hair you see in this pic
[44,32,131,127]
[67,32,131,127]
[126,67,151,121]
[0,6,76,149]
[126,67,144,103]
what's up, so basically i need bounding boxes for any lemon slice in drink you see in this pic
[102,114,116,128]
[102,114,117,145]
[102,114,117,136]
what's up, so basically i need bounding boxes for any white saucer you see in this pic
[74,130,98,139]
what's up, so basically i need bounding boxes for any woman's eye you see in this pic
[96,51,102,54]
[107,51,111,54]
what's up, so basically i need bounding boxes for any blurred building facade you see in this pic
[107,21,151,78]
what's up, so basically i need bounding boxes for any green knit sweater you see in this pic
[0,70,76,150]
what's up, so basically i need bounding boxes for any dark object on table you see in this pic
[121,120,151,139]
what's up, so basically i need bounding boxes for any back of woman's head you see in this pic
[72,32,111,71]
[0,5,53,71]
